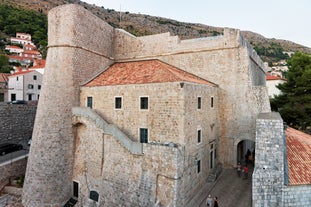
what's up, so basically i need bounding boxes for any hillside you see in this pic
[1,0,310,63]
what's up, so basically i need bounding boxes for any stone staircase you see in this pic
[63,197,77,207]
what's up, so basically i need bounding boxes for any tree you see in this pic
[271,52,311,133]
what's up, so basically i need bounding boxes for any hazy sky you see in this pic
[83,0,311,48]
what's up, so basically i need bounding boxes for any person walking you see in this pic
[206,194,213,206]
[237,162,242,177]
[213,196,219,207]
[243,165,249,179]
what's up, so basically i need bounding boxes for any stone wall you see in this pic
[253,112,311,207]
[80,81,219,206]
[0,158,27,191]
[0,103,36,145]
[23,4,115,207]
[113,27,270,166]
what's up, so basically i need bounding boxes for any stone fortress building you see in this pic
[22,4,310,207]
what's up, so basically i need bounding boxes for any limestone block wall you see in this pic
[80,82,219,206]
[0,158,27,191]
[23,4,115,207]
[252,113,285,207]
[113,27,270,166]
[72,116,183,207]
[0,103,36,145]
[282,185,311,206]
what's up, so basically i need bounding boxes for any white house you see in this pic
[266,75,286,98]
[8,70,43,102]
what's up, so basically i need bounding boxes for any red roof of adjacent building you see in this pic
[31,59,46,69]
[85,59,217,87]
[0,73,9,83]
[9,70,33,77]
[286,127,311,185]
[266,75,285,81]
[5,45,23,50]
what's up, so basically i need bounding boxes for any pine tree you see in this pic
[271,52,311,133]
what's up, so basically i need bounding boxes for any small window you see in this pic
[140,97,148,110]
[140,128,148,143]
[33,75,37,80]
[16,77,19,81]
[28,84,34,89]
[197,129,201,143]
[197,160,201,173]
[115,97,122,109]
[89,190,99,202]
[211,97,214,108]
[87,97,93,109]
[197,97,201,109]
[38,85,41,90]
[28,94,32,101]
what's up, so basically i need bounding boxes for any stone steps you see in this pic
[63,197,77,207]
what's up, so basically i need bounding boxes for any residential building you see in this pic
[8,70,43,101]
[0,73,9,102]
[266,75,286,98]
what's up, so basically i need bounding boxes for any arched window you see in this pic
[89,190,99,202]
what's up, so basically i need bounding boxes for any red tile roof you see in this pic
[0,73,9,83]
[31,59,46,69]
[286,127,311,185]
[9,70,33,76]
[266,75,285,81]
[85,59,216,87]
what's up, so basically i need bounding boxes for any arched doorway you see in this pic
[236,140,255,166]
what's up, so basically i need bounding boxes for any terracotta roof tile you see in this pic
[266,75,285,81]
[0,73,9,82]
[85,59,216,87]
[286,127,311,185]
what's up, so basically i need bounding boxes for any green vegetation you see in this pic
[0,54,13,73]
[271,52,311,134]
[0,4,48,57]
[253,42,289,62]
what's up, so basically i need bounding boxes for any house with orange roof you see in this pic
[8,70,43,102]
[0,73,9,102]
[4,45,24,55]
[266,74,286,98]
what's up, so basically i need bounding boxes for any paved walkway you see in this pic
[199,167,253,207]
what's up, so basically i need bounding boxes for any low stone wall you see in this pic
[0,158,27,191]
[0,103,36,145]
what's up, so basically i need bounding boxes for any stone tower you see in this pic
[22,4,115,206]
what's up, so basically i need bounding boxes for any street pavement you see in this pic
[199,167,253,207]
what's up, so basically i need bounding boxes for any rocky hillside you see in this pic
[1,0,310,62]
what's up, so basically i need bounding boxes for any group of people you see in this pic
[205,194,219,207]
[236,162,249,179]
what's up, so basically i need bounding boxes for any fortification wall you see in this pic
[0,103,36,145]
[114,28,270,166]
[72,115,183,207]
[0,158,27,191]
[23,4,115,207]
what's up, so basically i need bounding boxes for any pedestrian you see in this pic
[237,162,242,177]
[213,196,219,207]
[206,194,213,206]
[243,165,249,179]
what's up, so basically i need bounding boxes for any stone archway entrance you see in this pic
[236,140,255,165]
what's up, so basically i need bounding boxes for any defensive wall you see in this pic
[23,4,270,206]
[0,103,36,145]
[113,26,270,166]
[253,113,311,207]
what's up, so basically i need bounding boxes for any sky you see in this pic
[83,0,311,48]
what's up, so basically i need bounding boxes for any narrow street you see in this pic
[199,167,253,207]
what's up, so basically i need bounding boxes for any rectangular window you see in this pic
[38,85,41,90]
[197,97,201,109]
[33,75,37,80]
[197,129,201,143]
[11,94,16,101]
[87,97,93,108]
[140,128,148,143]
[16,77,19,81]
[211,97,214,108]
[140,97,148,110]
[115,97,122,109]
[197,160,201,173]
[28,94,32,101]
[28,84,34,89]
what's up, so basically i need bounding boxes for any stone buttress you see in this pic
[22,4,114,207]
